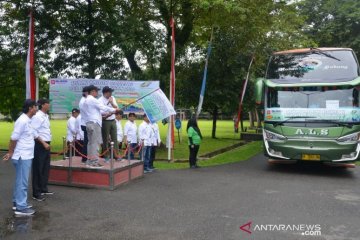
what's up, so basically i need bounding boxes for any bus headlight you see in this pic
[264,130,287,141]
[337,132,360,143]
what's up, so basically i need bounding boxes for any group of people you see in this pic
[3,99,54,216]
[68,85,161,172]
[2,85,204,216]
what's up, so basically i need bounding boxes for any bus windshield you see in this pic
[266,50,359,83]
[265,87,360,123]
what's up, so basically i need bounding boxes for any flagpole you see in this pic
[168,15,176,162]
[196,27,214,118]
[36,77,39,101]
[26,9,36,100]
[121,88,160,110]
[236,55,255,132]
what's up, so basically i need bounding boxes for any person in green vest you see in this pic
[187,117,203,168]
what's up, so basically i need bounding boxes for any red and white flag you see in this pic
[26,10,36,100]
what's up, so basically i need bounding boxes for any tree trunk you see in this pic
[211,106,218,139]
[125,50,143,78]
[249,111,254,128]
[240,114,244,132]
[255,109,262,128]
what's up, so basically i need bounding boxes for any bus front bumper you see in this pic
[264,137,360,163]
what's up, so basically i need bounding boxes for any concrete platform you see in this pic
[49,156,144,190]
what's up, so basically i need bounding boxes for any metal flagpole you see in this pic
[25,9,36,100]
[236,55,255,132]
[168,15,176,162]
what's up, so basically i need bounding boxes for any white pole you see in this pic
[36,77,39,101]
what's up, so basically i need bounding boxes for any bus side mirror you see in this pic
[255,78,264,108]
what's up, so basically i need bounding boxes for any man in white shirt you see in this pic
[150,122,161,170]
[79,86,89,163]
[31,98,53,201]
[98,86,119,161]
[66,108,80,156]
[115,111,124,159]
[138,114,154,173]
[75,113,84,156]
[123,112,138,160]
[83,85,120,168]
[3,99,48,216]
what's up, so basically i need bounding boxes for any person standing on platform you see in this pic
[98,86,119,162]
[79,86,89,164]
[123,112,138,160]
[2,100,41,215]
[66,108,80,157]
[115,111,124,159]
[31,98,53,201]
[187,117,202,169]
[138,114,154,173]
[150,121,161,170]
[83,85,119,168]
[75,111,84,157]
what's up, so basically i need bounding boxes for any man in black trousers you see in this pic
[79,86,89,163]
[31,99,53,201]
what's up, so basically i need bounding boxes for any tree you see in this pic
[299,0,360,59]
[0,49,25,120]
[178,0,313,138]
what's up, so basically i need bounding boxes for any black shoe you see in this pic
[41,191,54,196]
[32,196,45,202]
[190,165,196,169]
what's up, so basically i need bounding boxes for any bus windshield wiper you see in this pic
[310,48,341,61]
[307,119,353,128]
[273,116,316,127]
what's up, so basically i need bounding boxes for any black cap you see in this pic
[22,99,37,113]
[102,86,114,93]
[82,86,89,93]
[115,109,124,115]
[88,85,100,92]
[71,108,80,113]
[37,98,50,106]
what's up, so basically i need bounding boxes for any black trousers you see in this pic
[32,141,51,197]
[150,146,157,168]
[81,125,88,162]
[189,145,200,167]
[67,140,84,157]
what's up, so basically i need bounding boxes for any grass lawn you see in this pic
[154,141,263,169]
[0,119,262,168]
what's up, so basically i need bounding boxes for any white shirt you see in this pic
[138,121,154,146]
[115,119,123,142]
[98,96,118,120]
[79,96,87,126]
[83,95,116,126]
[66,116,77,142]
[31,110,52,142]
[151,122,161,146]
[11,113,36,160]
[124,120,137,143]
[75,114,84,140]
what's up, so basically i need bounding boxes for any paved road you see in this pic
[1,154,360,240]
